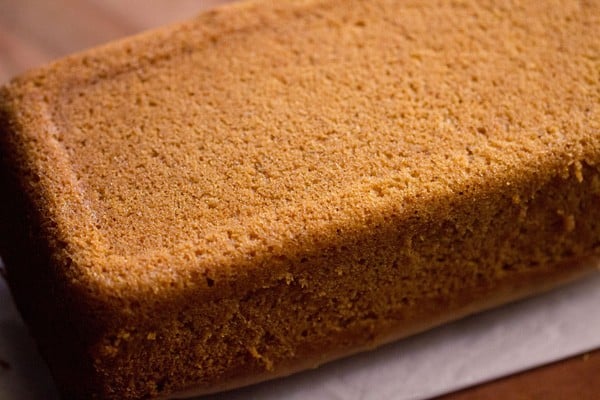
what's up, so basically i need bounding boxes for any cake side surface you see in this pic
[0,0,599,399]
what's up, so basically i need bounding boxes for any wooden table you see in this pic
[1,1,598,398]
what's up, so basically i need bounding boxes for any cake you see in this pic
[0,0,599,399]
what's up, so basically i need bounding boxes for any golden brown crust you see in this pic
[168,255,600,399]
[0,0,599,399]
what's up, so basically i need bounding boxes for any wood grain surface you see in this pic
[0,1,598,399]
[437,350,600,400]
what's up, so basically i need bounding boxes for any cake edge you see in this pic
[164,255,600,399]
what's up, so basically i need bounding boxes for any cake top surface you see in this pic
[1,0,598,292]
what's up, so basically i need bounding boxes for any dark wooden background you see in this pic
[0,1,597,398]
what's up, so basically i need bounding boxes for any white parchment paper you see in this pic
[1,258,599,400]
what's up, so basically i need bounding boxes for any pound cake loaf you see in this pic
[1,0,599,398]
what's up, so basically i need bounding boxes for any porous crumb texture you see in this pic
[0,0,599,399]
